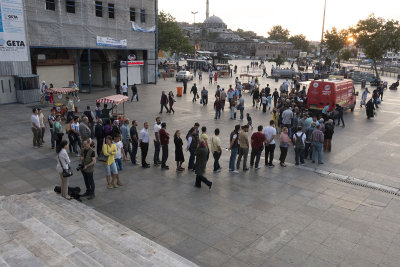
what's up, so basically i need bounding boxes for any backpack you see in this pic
[293,132,305,149]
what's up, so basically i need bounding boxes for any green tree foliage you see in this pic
[158,11,194,54]
[235,28,258,39]
[288,34,310,52]
[339,49,352,62]
[324,27,347,58]
[269,54,286,67]
[351,14,400,78]
[268,25,290,41]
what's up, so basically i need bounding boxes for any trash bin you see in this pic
[177,87,183,97]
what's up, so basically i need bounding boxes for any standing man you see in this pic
[229,125,240,174]
[120,119,131,160]
[159,122,170,170]
[79,116,92,142]
[292,126,306,165]
[263,120,276,168]
[220,89,227,110]
[311,124,324,164]
[209,71,213,84]
[66,96,75,120]
[210,128,222,172]
[187,127,198,171]
[80,139,96,200]
[272,89,279,107]
[83,106,95,138]
[250,125,266,169]
[201,87,208,106]
[214,96,222,120]
[238,94,245,120]
[236,125,250,171]
[48,107,57,149]
[94,119,105,157]
[160,91,169,114]
[121,83,128,96]
[139,122,150,168]
[335,104,345,127]
[183,78,188,94]
[282,106,293,136]
[37,108,46,145]
[153,117,162,166]
[31,108,42,148]
[130,120,139,165]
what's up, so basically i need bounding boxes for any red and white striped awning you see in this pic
[46,87,75,94]
[96,95,129,105]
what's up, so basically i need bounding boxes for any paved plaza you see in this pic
[1,61,400,266]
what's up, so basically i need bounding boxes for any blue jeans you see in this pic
[311,142,323,163]
[154,140,160,164]
[115,158,123,171]
[50,129,55,148]
[215,109,221,119]
[188,150,196,170]
[229,147,238,171]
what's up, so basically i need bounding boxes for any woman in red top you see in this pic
[213,72,218,84]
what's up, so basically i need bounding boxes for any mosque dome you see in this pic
[203,15,224,25]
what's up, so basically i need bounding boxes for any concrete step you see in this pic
[33,191,195,267]
[0,191,197,267]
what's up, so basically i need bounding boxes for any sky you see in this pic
[158,0,400,41]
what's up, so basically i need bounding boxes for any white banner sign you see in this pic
[0,0,28,61]
[96,36,127,48]
[132,22,156,33]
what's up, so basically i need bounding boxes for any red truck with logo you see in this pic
[306,79,358,112]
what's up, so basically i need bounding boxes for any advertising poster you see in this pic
[0,0,28,61]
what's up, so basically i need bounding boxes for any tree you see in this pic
[288,34,310,52]
[235,28,258,39]
[269,54,286,67]
[158,11,194,54]
[339,49,352,62]
[324,27,347,58]
[268,25,290,41]
[351,14,400,78]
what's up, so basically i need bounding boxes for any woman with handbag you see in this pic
[56,140,72,199]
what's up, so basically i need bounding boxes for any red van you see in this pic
[306,79,358,112]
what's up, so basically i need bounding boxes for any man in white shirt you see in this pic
[121,83,128,96]
[139,122,150,168]
[153,117,162,166]
[263,120,276,167]
[31,108,42,148]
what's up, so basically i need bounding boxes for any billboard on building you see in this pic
[0,0,28,61]
[96,36,127,48]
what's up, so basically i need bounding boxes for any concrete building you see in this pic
[0,0,157,104]
[255,41,300,59]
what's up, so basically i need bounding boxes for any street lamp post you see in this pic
[320,0,327,62]
[191,11,198,59]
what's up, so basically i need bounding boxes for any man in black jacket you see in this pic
[94,119,105,156]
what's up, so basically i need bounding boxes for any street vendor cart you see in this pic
[96,95,129,122]
[239,73,261,91]
[216,64,231,78]
[46,87,75,121]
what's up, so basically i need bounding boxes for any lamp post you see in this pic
[320,0,327,62]
[191,11,198,59]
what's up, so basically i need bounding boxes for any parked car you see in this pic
[176,71,194,82]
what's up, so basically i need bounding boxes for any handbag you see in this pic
[58,155,73,177]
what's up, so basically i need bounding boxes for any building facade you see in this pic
[0,0,157,103]
[255,41,300,59]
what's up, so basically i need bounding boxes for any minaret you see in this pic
[206,0,209,19]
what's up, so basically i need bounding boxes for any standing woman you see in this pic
[279,127,292,167]
[103,135,119,189]
[168,91,175,114]
[54,115,64,148]
[56,140,72,199]
[174,130,185,171]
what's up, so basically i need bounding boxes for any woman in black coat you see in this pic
[174,130,185,171]
[366,98,375,119]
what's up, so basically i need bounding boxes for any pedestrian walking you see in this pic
[220,89,227,110]
[160,91,169,113]
[272,89,279,107]
[56,140,72,199]
[279,127,292,167]
[236,125,250,171]
[246,113,253,130]
[263,120,277,167]
[250,125,266,169]
[201,87,208,106]
[190,83,198,102]
[168,91,175,114]
[209,71,213,84]
[183,78,188,94]
[229,125,240,173]
[174,130,185,171]
[121,83,128,96]
[80,139,96,200]
[213,72,218,84]
[153,117,162,166]
[139,122,150,168]
[238,94,245,120]
[360,88,369,107]
[194,140,212,190]
[311,124,324,164]
[210,128,222,172]
[131,84,138,102]
[292,126,306,165]
[214,96,222,120]
[335,104,345,127]
[323,119,334,152]
[159,122,170,170]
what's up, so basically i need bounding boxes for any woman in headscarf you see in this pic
[366,98,375,119]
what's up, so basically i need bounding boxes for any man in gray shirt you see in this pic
[281,106,293,136]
